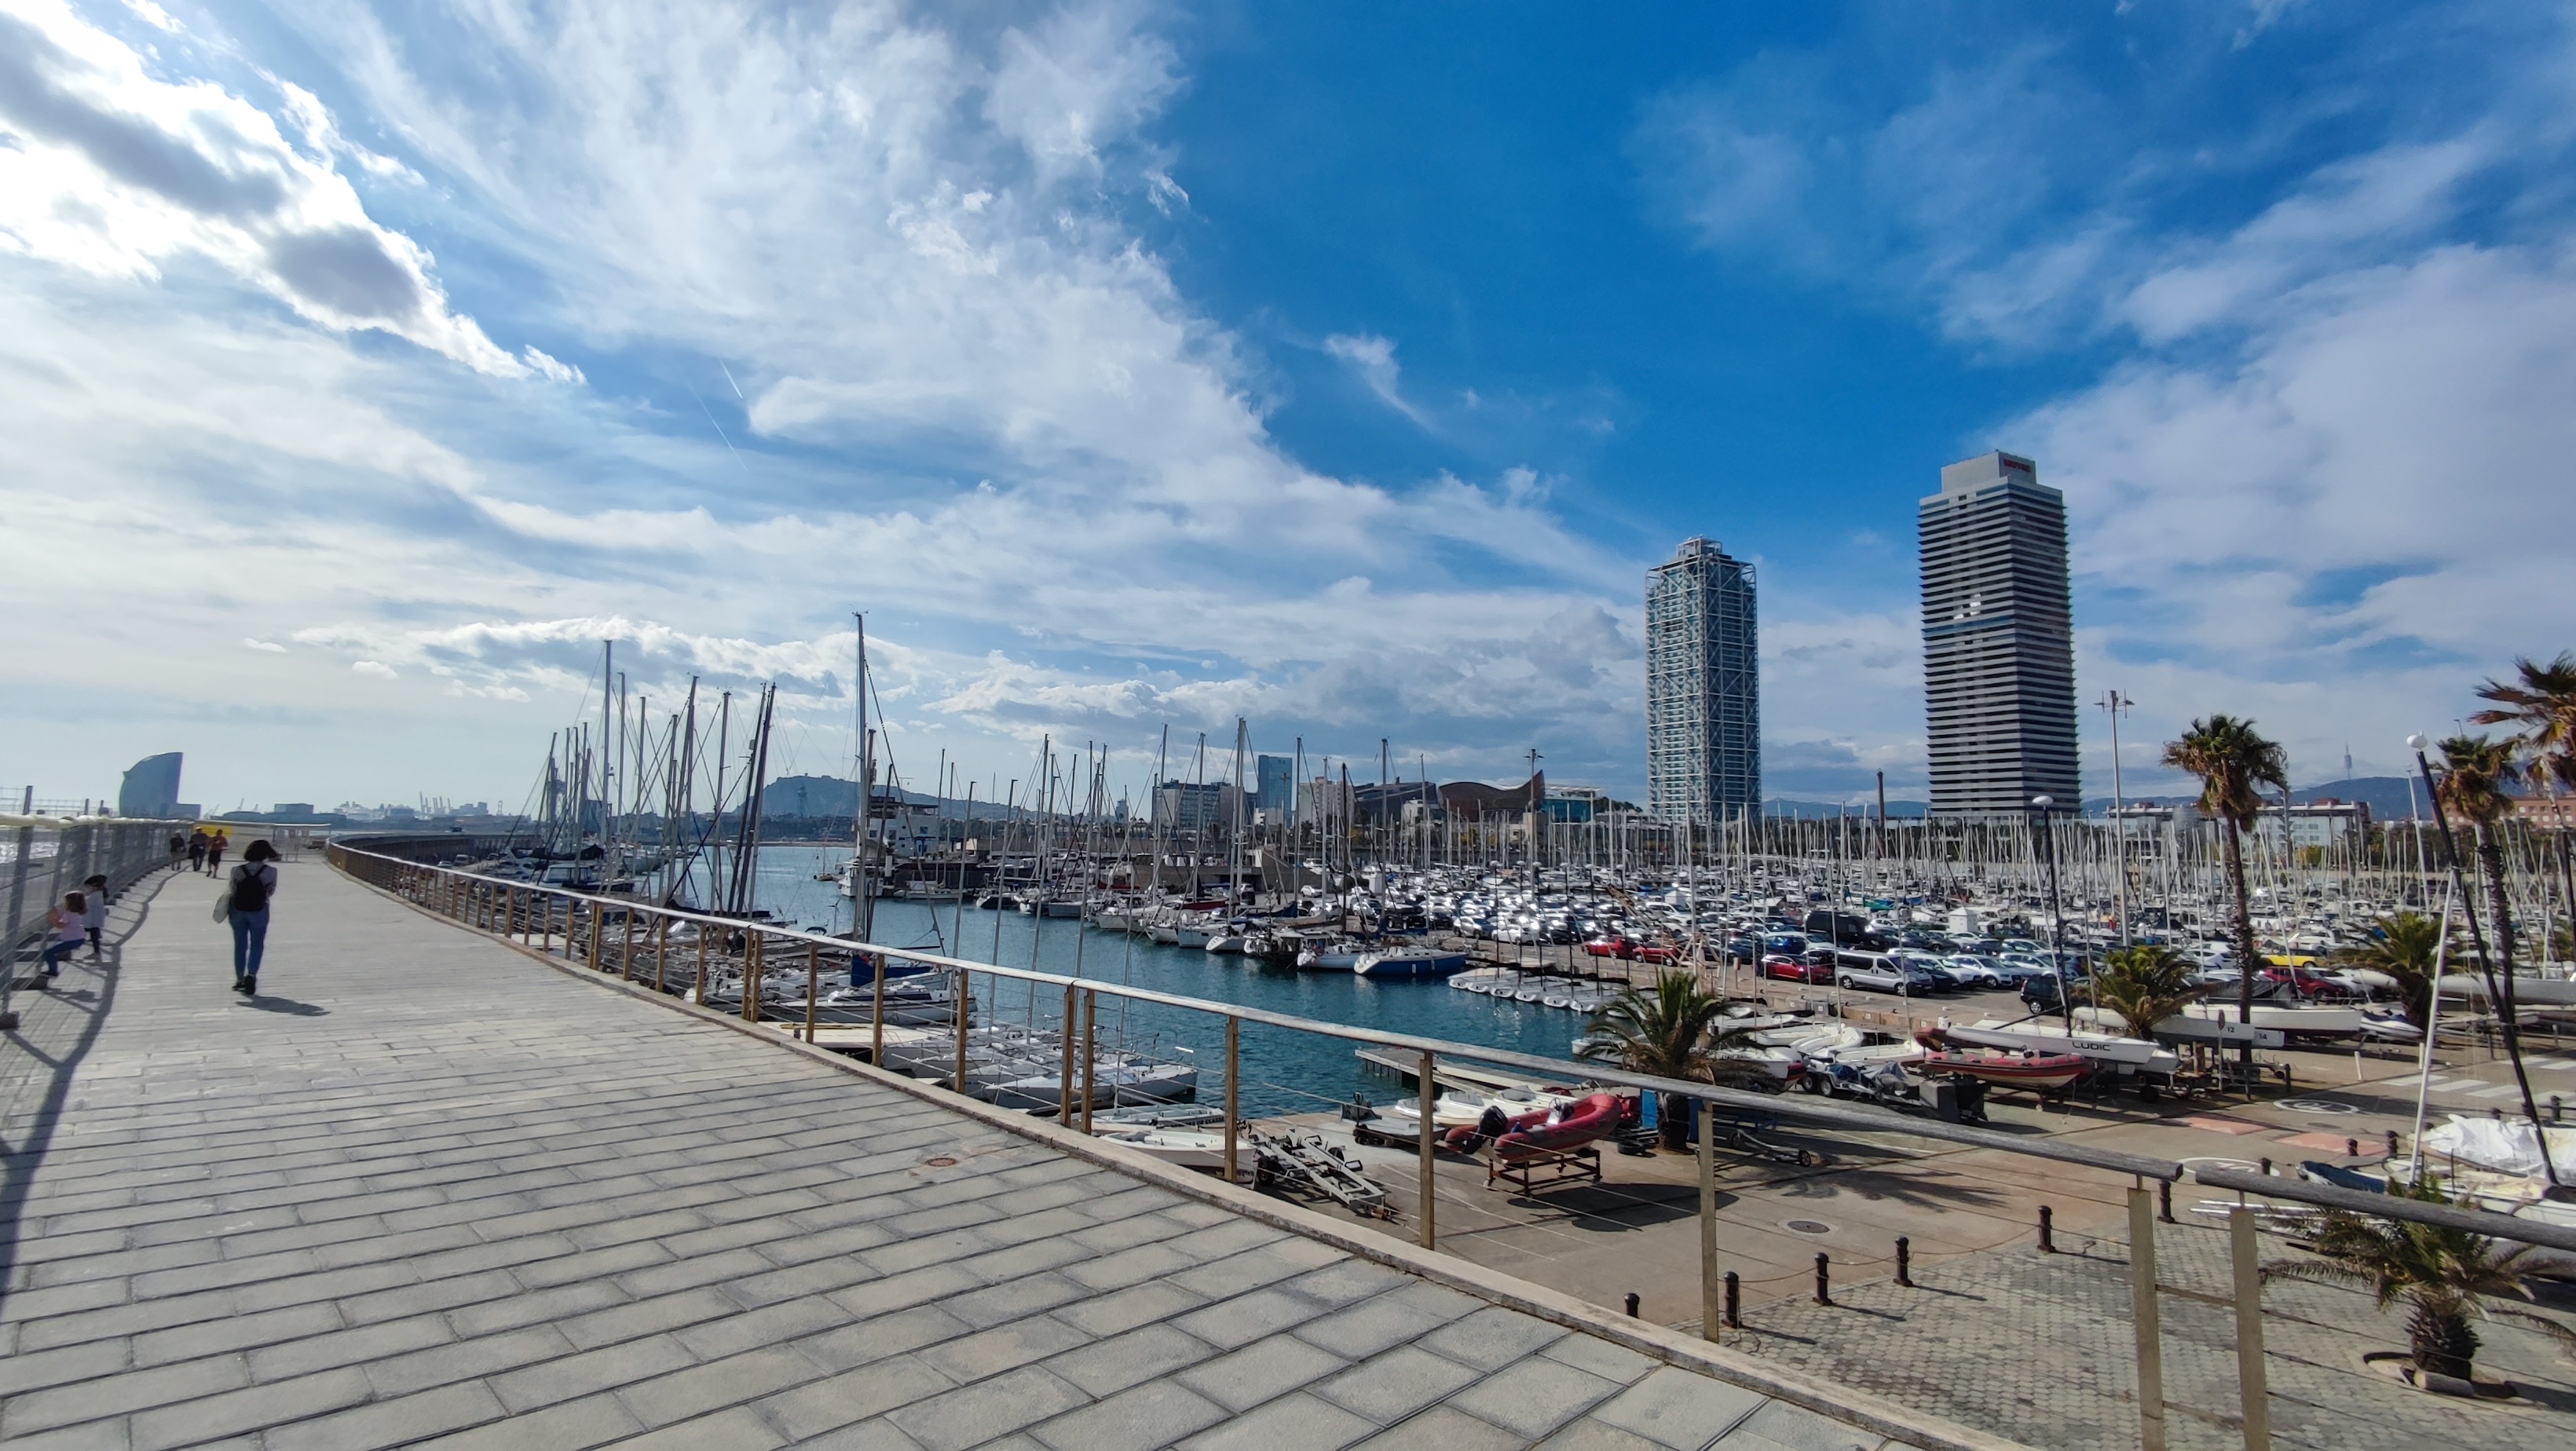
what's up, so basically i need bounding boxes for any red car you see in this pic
[1583,937,1639,959]
[1635,941,1681,965]
[1761,953,1829,984]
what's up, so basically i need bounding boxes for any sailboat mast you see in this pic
[854,614,873,940]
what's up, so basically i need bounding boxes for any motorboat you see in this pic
[1919,1047,2089,1092]
[2072,1006,2285,1049]
[1353,947,1469,978]
[1921,1020,2181,1079]
[1096,1126,1246,1181]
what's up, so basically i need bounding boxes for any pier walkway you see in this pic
[1,862,1948,1450]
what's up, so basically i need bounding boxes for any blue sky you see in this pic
[4,0,2571,813]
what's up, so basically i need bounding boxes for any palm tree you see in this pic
[2162,715,2287,1065]
[2432,733,2552,1171]
[2265,1172,2576,1381]
[1579,968,1725,1150]
[2336,911,2446,1030]
[2472,652,2576,956]
[2091,944,2202,1041]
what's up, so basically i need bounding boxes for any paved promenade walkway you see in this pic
[1,862,1928,1450]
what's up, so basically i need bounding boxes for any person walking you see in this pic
[225,841,280,996]
[41,893,85,981]
[81,874,108,960]
[167,831,187,872]
[205,830,227,877]
[186,829,208,873]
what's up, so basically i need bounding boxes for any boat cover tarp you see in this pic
[2420,1113,2576,1180]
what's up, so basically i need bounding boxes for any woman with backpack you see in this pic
[226,840,281,996]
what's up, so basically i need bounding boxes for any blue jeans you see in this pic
[42,939,78,972]
[230,908,270,981]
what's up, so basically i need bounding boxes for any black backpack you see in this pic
[230,867,271,914]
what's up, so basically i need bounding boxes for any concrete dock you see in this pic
[0,862,1950,1450]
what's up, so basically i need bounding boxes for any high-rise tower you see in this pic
[1646,538,1758,824]
[1919,451,2079,815]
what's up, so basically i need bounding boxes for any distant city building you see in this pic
[1297,777,1356,825]
[1919,451,2079,816]
[1153,780,1239,833]
[1255,755,1293,818]
[1436,773,1545,820]
[1543,787,1608,824]
[1645,538,1759,826]
[118,751,186,818]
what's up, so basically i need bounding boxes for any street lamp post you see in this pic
[2033,795,2073,1030]
[2101,691,2133,945]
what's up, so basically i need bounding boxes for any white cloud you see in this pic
[350,659,395,678]
[242,637,285,652]
[0,0,528,374]
[1323,331,1429,426]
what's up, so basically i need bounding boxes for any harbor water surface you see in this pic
[735,845,1623,1118]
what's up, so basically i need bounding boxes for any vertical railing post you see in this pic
[1224,1016,1240,1184]
[953,970,971,1092]
[2130,1187,2167,1451]
[1700,1096,1719,1343]
[622,909,636,980]
[654,916,670,994]
[1081,990,1097,1133]
[589,900,605,969]
[741,932,763,1022]
[872,952,887,1065]
[803,942,819,1042]
[695,920,710,1003]
[541,891,554,953]
[2231,1208,2270,1451]
[1418,1050,1436,1250]
[1058,984,1078,1127]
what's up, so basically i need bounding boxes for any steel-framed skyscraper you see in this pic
[1646,538,1758,824]
[1919,451,2079,815]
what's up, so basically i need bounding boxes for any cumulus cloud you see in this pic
[0,0,532,374]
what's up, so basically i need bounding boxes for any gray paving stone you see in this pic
[2,1353,253,1436]
[1293,1285,1478,1360]
[126,1366,375,1450]
[364,1323,580,1397]
[1029,1379,1231,1451]
[942,1270,1091,1328]
[1177,1390,1379,1451]
[1726,1401,1886,1450]
[1173,1332,1352,1413]
[617,1343,828,1429]
[794,1417,929,1450]
[485,1332,698,1413]
[1538,1332,1659,1387]
[1173,1284,1333,1350]
[796,1304,977,1370]
[258,1380,507,1451]
[918,1313,1095,1382]
[756,1353,957,1441]
[1041,1321,1217,1396]
[1050,1279,1208,1338]
[1536,1418,1672,1451]
[615,1404,789,1450]
[1421,1305,1572,1370]
[1316,1340,1485,1424]
[1442,1355,1626,1441]
[885,1364,1089,1451]
[408,1391,645,1450]
[1353,1405,1525,1449]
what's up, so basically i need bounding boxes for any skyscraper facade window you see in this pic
[1919,451,2080,816]
[1645,538,1759,824]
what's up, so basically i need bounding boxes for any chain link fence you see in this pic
[2,816,192,994]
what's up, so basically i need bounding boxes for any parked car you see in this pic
[1635,941,1683,965]
[1833,950,1945,995]
[1919,952,2005,989]
[1761,953,1830,984]
[1583,937,1637,960]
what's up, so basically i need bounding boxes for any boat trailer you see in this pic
[1247,1130,1392,1218]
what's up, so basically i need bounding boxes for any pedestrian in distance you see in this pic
[205,830,227,877]
[81,873,108,960]
[186,829,208,872]
[166,831,187,872]
[225,840,281,996]
[41,893,85,981]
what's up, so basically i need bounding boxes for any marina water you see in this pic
[736,846,1612,1118]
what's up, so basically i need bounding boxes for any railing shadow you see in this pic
[0,873,159,1310]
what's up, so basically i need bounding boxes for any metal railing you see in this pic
[2,816,191,990]
[331,842,2576,1451]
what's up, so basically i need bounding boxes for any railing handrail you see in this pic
[2194,1164,2576,1254]
[334,842,2188,1184]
